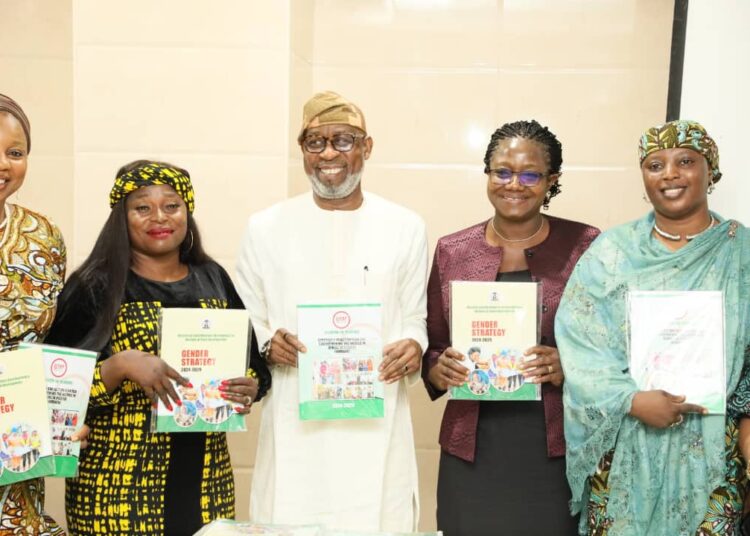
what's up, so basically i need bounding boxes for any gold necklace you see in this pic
[491,216,545,243]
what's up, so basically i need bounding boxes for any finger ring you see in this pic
[244,396,252,405]
[547,365,553,374]
[669,415,684,428]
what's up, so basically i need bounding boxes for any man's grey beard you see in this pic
[307,170,363,200]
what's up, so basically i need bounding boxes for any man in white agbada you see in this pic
[236,91,428,531]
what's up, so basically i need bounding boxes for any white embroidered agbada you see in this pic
[236,191,428,532]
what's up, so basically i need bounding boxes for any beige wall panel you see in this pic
[289,54,313,157]
[499,0,673,69]
[548,167,646,229]
[415,447,441,532]
[0,0,71,58]
[312,0,499,68]
[74,46,287,156]
[234,467,254,521]
[44,478,67,528]
[15,156,75,243]
[73,0,288,51]
[291,0,315,61]
[494,68,670,167]
[409,386,447,451]
[164,154,288,263]
[312,67,498,165]
[0,58,73,156]
[70,154,132,266]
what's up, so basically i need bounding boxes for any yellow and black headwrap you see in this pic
[109,162,195,212]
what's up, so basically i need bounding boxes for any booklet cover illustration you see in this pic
[450,281,540,401]
[155,308,251,432]
[0,346,55,485]
[297,303,383,420]
[20,343,98,478]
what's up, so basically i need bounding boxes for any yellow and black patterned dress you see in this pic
[0,204,66,536]
[46,262,270,536]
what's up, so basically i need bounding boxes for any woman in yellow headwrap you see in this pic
[46,161,272,536]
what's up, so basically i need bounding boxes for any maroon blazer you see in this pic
[422,216,600,462]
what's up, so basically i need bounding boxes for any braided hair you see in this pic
[483,120,563,209]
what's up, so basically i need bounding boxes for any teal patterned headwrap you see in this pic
[109,162,195,212]
[638,119,722,182]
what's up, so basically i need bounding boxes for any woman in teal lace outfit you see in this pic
[556,120,750,535]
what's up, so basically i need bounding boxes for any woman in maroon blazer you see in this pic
[422,120,600,535]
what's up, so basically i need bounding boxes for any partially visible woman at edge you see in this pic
[46,161,272,536]
[0,94,67,535]
[422,120,600,535]
[556,120,750,535]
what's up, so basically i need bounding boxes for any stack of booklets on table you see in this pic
[193,520,443,536]
[193,521,323,535]
[0,344,96,485]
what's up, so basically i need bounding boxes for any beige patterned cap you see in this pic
[298,91,367,142]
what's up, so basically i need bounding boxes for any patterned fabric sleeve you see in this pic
[49,218,67,282]
[555,235,639,514]
[422,242,449,401]
[87,360,122,409]
[727,339,750,417]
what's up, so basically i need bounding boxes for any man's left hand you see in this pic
[379,338,422,384]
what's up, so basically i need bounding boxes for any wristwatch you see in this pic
[260,338,272,362]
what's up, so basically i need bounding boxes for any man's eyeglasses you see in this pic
[302,133,365,154]
[486,168,546,187]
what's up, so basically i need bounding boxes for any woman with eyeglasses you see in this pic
[422,120,599,535]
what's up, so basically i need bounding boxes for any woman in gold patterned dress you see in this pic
[0,94,66,534]
[46,160,271,536]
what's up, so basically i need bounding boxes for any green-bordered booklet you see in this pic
[449,281,541,401]
[193,520,323,535]
[0,346,55,485]
[628,290,726,414]
[297,303,383,420]
[19,342,97,478]
[154,308,250,432]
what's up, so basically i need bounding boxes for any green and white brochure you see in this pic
[20,342,97,478]
[155,308,250,432]
[0,346,55,485]
[449,281,540,401]
[628,290,725,414]
[297,303,383,420]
